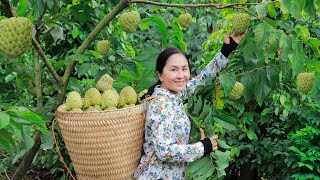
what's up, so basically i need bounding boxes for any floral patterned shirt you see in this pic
[133,51,228,180]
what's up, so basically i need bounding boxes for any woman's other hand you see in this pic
[224,30,247,44]
[200,128,218,151]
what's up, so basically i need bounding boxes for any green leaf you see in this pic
[192,96,203,116]
[254,69,271,105]
[72,27,79,39]
[78,63,91,76]
[242,34,256,63]
[304,0,316,19]
[16,0,28,16]
[213,115,239,131]
[241,71,256,101]
[219,72,235,95]
[279,0,290,14]
[44,0,55,9]
[5,72,17,83]
[306,60,320,72]
[247,130,258,140]
[217,139,231,150]
[40,130,54,150]
[0,112,10,129]
[307,38,320,58]
[261,108,271,116]
[254,23,271,49]
[8,110,46,132]
[267,3,277,17]
[50,25,65,42]
[295,25,310,42]
[280,95,286,106]
[187,155,211,176]
[279,31,292,61]
[198,101,211,121]
[21,128,35,151]
[255,3,268,17]
[0,129,15,156]
[289,41,307,76]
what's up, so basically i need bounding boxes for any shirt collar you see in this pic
[153,85,181,100]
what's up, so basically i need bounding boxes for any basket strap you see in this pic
[52,117,77,180]
[135,149,155,179]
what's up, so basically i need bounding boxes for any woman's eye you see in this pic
[171,69,177,71]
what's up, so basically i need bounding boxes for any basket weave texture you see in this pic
[56,104,145,180]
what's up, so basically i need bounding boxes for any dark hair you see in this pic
[142,47,190,99]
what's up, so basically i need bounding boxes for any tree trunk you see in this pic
[12,132,41,180]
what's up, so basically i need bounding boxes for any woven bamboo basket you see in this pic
[55,104,146,180]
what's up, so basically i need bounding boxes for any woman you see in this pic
[134,30,246,179]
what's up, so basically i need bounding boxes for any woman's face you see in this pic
[157,53,190,95]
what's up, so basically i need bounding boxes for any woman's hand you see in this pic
[200,128,218,151]
[224,30,247,44]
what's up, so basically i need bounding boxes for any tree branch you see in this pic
[55,0,130,109]
[31,38,62,83]
[0,0,16,16]
[131,0,258,9]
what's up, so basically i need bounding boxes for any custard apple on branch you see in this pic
[97,40,110,56]
[228,82,244,100]
[119,11,141,33]
[178,13,192,28]
[0,17,33,58]
[296,72,314,94]
[232,13,250,36]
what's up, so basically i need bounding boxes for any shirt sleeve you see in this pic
[147,97,204,163]
[181,51,229,100]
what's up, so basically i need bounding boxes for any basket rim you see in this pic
[56,103,145,119]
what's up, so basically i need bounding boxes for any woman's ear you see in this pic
[156,71,162,81]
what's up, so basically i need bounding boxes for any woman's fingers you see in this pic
[200,128,205,140]
[224,30,232,44]
[232,31,247,44]
[210,135,219,151]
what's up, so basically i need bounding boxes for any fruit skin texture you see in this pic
[229,81,244,100]
[232,13,250,36]
[297,72,314,94]
[119,11,141,33]
[97,40,110,56]
[101,89,119,109]
[0,17,33,58]
[96,74,114,92]
[83,88,102,108]
[178,13,192,28]
[119,86,137,107]
[70,108,83,112]
[66,91,83,111]
[86,105,103,112]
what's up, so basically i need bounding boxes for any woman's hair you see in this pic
[142,47,190,99]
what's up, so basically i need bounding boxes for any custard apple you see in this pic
[232,13,250,36]
[297,72,314,94]
[65,91,83,111]
[86,105,103,112]
[0,17,33,58]
[119,11,141,33]
[83,88,102,108]
[178,13,192,28]
[100,74,114,84]
[70,108,83,112]
[101,89,119,109]
[97,40,110,56]
[228,81,244,100]
[119,86,137,107]
[96,74,114,92]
